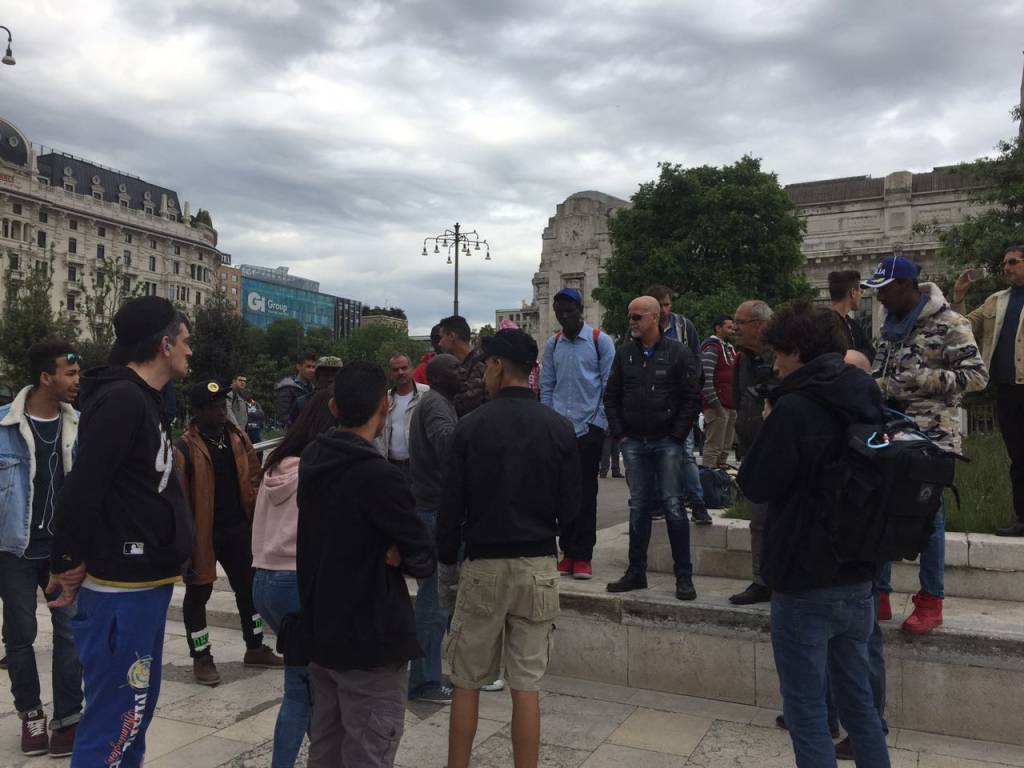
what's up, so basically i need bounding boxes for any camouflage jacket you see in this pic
[872,282,988,453]
[454,348,488,418]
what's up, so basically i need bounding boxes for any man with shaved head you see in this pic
[603,296,703,600]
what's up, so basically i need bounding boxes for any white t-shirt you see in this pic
[389,392,414,460]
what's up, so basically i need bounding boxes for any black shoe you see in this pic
[729,583,772,605]
[996,522,1024,537]
[599,470,608,478]
[691,505,712,525]
[776,714,839,740]
[611,470,624,478]
[607,572,648,593]
[650,512,666,520]
[675,578,697,601]
[835,736,854,760]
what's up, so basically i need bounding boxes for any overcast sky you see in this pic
[4,1,1024,333]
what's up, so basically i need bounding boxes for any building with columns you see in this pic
[0,116,228,330]
[514,170,986,340]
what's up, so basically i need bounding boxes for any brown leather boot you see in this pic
[243,644,283,668]
[193,653,222,686]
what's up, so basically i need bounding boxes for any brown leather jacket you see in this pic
[173,423,260,584]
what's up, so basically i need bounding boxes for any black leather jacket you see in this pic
[604,334,701,442]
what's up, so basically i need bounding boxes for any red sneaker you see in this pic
[877,591,892,621]
[557,556,574,576]
[902,591,943,635]
[21,709,48,756]
[572,560,593,580]
[49,722,77,758]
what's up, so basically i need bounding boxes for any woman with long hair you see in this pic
[251,389,336,767]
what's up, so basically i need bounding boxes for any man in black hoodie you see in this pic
[738,303,890,768]
[438,328,580,768]
[47,296,194,768]
[297,361,435,768]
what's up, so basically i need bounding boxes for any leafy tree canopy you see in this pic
[191,209,213,228]
[593,156,810,338]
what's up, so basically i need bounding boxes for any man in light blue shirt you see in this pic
[541,287,616,580]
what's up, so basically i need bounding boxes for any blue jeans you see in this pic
[252,569,310,768]
[409,508,449,694]
[0,553,82,725]
[71,585,171,768]
[620,437,692,580]
[772,583,890,768]
[681,430,705,506]
[876,499,945,598]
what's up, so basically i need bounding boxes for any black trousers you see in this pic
[183,522,263,657]
[600,436,621,474]
[560,425,605,562]
[997,385,1024,522]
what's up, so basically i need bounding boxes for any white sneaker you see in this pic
[481,678,505,692]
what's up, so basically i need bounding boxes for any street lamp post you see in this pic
[0,26,15,66]
[421,222,490,317]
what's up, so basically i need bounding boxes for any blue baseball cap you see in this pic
[861,256,920,288]
[553,287,583,307]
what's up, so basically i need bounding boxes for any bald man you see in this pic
[604,296,703,600]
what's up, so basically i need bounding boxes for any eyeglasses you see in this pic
[627,313,651,322]
[1005,258,1023,268]
[733,318,757,326]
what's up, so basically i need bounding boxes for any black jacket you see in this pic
[437,387,580,564]
[51,366,192,586]
[603,335,701,442]
[737,354,882,593]
[297,429,435,671]
[732,348,777,456]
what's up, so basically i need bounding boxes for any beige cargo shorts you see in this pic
[444,556,559,691]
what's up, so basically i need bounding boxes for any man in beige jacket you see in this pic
[952,245,1024,536]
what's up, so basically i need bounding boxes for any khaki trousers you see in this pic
[701,408,737,468]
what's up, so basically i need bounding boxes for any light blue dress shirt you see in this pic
[540,323,616,437]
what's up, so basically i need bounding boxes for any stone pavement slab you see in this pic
[6,607,1024,767]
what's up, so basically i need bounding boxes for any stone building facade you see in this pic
[218,263,243,313]
[495,300,540,339]
[0,117,227,331]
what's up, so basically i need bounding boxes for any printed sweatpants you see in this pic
[70,584,172,768]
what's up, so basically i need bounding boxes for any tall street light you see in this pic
[422,222,490,317]
[0,26,15,66]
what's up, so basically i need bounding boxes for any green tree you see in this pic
[339,324,428,368]
[593,157,810,337]
[475,323,495,342]
[80,251,143,345]
[0,245,79,383]
[191,209,213,228]
[189,291,261,382]
[921,107,1024,306]
[303,325,337,358]
[264,319,306,366]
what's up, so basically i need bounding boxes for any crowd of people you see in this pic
[0,243,1021,768]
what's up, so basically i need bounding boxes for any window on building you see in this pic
[123,277,131,293]
[68,264,77,282]
[166,214,175,222]
[144,205,153,215]
[66,294,77,312]
[64,183,74,192]
[8,255,19,271]
[68,238,77,254]
[123,250,131,266]
[190,264,196,280]
[97,226,106,237]
[12,203,21,215]
[198,253,204,261]
[195,291,202,306]
[1,220,8,239]
[148,237,156,249]
[231,287,237,295]
[39,211,48,223]
[120,200,129,208]
[37,231,46,248]
[232,274,238,282]
[69,219,78,231]
[173,261,180,275]
[174,245,181,255]
[97,244,105,259]
[124,232,133,244]
[149,255,156,272]
[93,192,103,201]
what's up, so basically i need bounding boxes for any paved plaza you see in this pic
[2,603,1024,768]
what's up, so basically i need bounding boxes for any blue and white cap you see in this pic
[861,256,920,288]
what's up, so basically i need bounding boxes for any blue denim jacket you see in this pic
[0,386,79,557]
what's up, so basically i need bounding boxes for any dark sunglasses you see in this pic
[65,353,80,364]
[627,313,650,322]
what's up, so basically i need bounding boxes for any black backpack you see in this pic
[808,402,960,564]
[699,466,737,510]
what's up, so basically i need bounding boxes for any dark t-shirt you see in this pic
[203,432,246,528]
[993,286,1024,385]
[26,416,64,558]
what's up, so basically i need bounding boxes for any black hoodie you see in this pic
[51,366,192,586]
[738,354,883,593]
[297,429,435,671]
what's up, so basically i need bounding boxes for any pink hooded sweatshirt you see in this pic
[251,456,300,571]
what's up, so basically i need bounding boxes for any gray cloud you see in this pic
[3,0,1024,333]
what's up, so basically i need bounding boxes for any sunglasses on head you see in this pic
[65,353,80,364]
